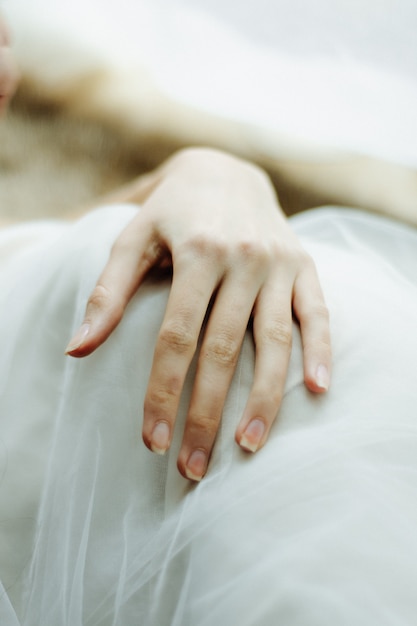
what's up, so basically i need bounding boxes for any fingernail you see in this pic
[316,364,329,391]
[184,449,207,482]
[150,421,170,455]
[65,323,90,354]
[239,418,265,453]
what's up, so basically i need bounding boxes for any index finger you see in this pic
[142,257,220,455]
[65,217,158,356]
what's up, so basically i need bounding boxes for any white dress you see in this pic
[1,206,417,626]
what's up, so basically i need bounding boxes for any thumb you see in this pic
[65,216,160,357]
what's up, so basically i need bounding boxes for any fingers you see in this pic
[64,148,332,484]
[235,254,331,455]
[175,270,262,481]
[65,217,158,357]
[235,273,294,453]
[293,257,332,393]
[67,218,331,481]
[142,258,219,457]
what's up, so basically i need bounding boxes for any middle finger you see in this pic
[177,270,262,481]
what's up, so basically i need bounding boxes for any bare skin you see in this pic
[1,17,331,482]
[65,147,331,481]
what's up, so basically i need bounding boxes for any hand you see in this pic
[0,16,19,114]
[66,148,331,481]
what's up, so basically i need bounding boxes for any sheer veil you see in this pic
[1,2,417,625]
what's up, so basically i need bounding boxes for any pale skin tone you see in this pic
[1,19,331,481]
[64,148,332,481]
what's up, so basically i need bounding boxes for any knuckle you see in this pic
[269,387,285,408]
[158,322,196,354]
[187,412,219,438]
[298,250,320,276]
[259,319,292,349]
[266,241,295,270]
[88,284,111,307]
[307,337,332,354]
[87,284,124,325]
[270,240,310,267]
[236,239,270,268]
[204,333,240,367]
[179,234,228,264]
[301,302,330,324]
[314,302,330,322]
[145,378,182,412]
[253,383,284,409]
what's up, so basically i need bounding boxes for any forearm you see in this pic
[267,154,417,227]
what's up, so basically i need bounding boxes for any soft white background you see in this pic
[3,0,417,165]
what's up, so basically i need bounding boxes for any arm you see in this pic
[66,147,331,481]
[268,155,417,228]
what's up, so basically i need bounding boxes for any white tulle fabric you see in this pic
[1,206,417,625]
